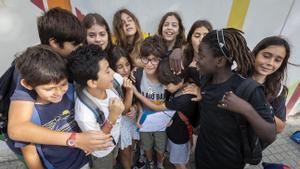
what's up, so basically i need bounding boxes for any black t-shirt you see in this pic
[165,91,198,144]
[195,74,274,169]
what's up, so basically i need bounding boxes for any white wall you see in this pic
[0,0,299,87]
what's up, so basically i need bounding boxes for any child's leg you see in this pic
[120,145,132,169]
[154,132,167,168]
[167,139,190,169]
[140,132,154,162]
[21,144,43,169]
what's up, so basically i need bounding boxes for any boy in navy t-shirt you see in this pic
[13,45,88,169]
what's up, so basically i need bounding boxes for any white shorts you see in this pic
[167,139,190,165]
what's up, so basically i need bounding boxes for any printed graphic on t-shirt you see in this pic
[42,109,77,132]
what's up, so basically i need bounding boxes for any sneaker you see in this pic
[157,162,165,169]
[134,160,146,169]
[147,161,155,169]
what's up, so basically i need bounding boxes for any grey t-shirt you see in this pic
[140,70,165,112]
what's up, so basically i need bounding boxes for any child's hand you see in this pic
[218,91,252,115]
[108,97,125,124]
[183,83,202,101]
[126,106,137,120]
[123,77,133,91]
[130,67,138,83]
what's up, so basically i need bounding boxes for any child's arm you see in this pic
[135,103,143,128]
[132,87,167,111]
[122,77,134,113]
[21,144,43,169]
[8,101,112,153]
[218,90,276,144]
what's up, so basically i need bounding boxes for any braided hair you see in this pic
[201,28,254,77]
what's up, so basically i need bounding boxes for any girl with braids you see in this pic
[251,36,290,133]
[82,13,114,55]
[113,9,149,67]
[194,28,276,169]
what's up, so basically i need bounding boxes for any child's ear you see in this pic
[49,38,59,49]
[87,79,97,88]
[20,79,33,90]
[216,57,227,68]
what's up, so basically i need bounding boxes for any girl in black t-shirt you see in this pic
[251,36,291,134]
[194,28,276,169]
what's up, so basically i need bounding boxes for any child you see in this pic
[133,58,198,169]
[109,46,140,169]
[133,35,168,169]
[82,13,114,55]
[194,28,276,169]
[8,7,111,155]
[68,44,125,169]
[14,45,88,169]
[251,36,291,133]
[113,8,149,67]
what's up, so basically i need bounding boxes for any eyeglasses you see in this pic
[141,57,160,65]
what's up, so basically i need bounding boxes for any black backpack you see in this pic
[235,78,273,165]
[0,61,16,136]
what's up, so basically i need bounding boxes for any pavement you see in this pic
[1,115,300,169]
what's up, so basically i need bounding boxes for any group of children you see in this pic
[6,6,291,169]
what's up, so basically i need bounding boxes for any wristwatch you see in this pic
[66,132,76,147]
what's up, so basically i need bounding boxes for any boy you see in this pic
[14,45,89,169]
[133,35,168,169]
[8,7,111,155]
[133,58,199,169]
[68,44,125,169]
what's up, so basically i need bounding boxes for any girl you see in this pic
[113,9,149,67]
[194,28,276,169]
[109,46,139,169]
[82,13,113,55]
[251,36,291,133]
[157,12,185,53]
[158,12,186,74]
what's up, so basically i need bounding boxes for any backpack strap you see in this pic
[134,67,143,92]
[75,88,105,125]
[31,108,55,169]
[113,78,124,98]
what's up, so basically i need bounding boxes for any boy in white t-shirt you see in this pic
[68,44,125,169]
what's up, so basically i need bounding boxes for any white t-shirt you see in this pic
[75,74,123,158]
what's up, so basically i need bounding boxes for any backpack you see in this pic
[0,62,16,136]
[133,67,143,92]
[234,78,273,165]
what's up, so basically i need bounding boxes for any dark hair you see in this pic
[184,20,213,67]
[140,35,167,59]
[201,28,254,77]
[82,13,113,54]
[67,44,108,86]
[16,45,68,87]
[37,7,85,47]
[109,46,132,71]
[113,8,143,63]
[157,12,186,49]
[158,58,185,85]
[252,36,290,97]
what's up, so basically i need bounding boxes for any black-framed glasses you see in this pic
[141,57,160,65]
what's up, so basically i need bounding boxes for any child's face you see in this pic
[92,59,114,90]
[54,41,80,58]
[191,26,209,54]
[196,43,218,75]
[162,15,179,42]
[116,56,131,78]
[86,24,108,51]
[121,12,137,37]
[254,45,286,78]
[34,78,68,104]
[141,55,160,75]
[164,81,184,93]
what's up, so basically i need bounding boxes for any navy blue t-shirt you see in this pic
[13,85,88,169]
